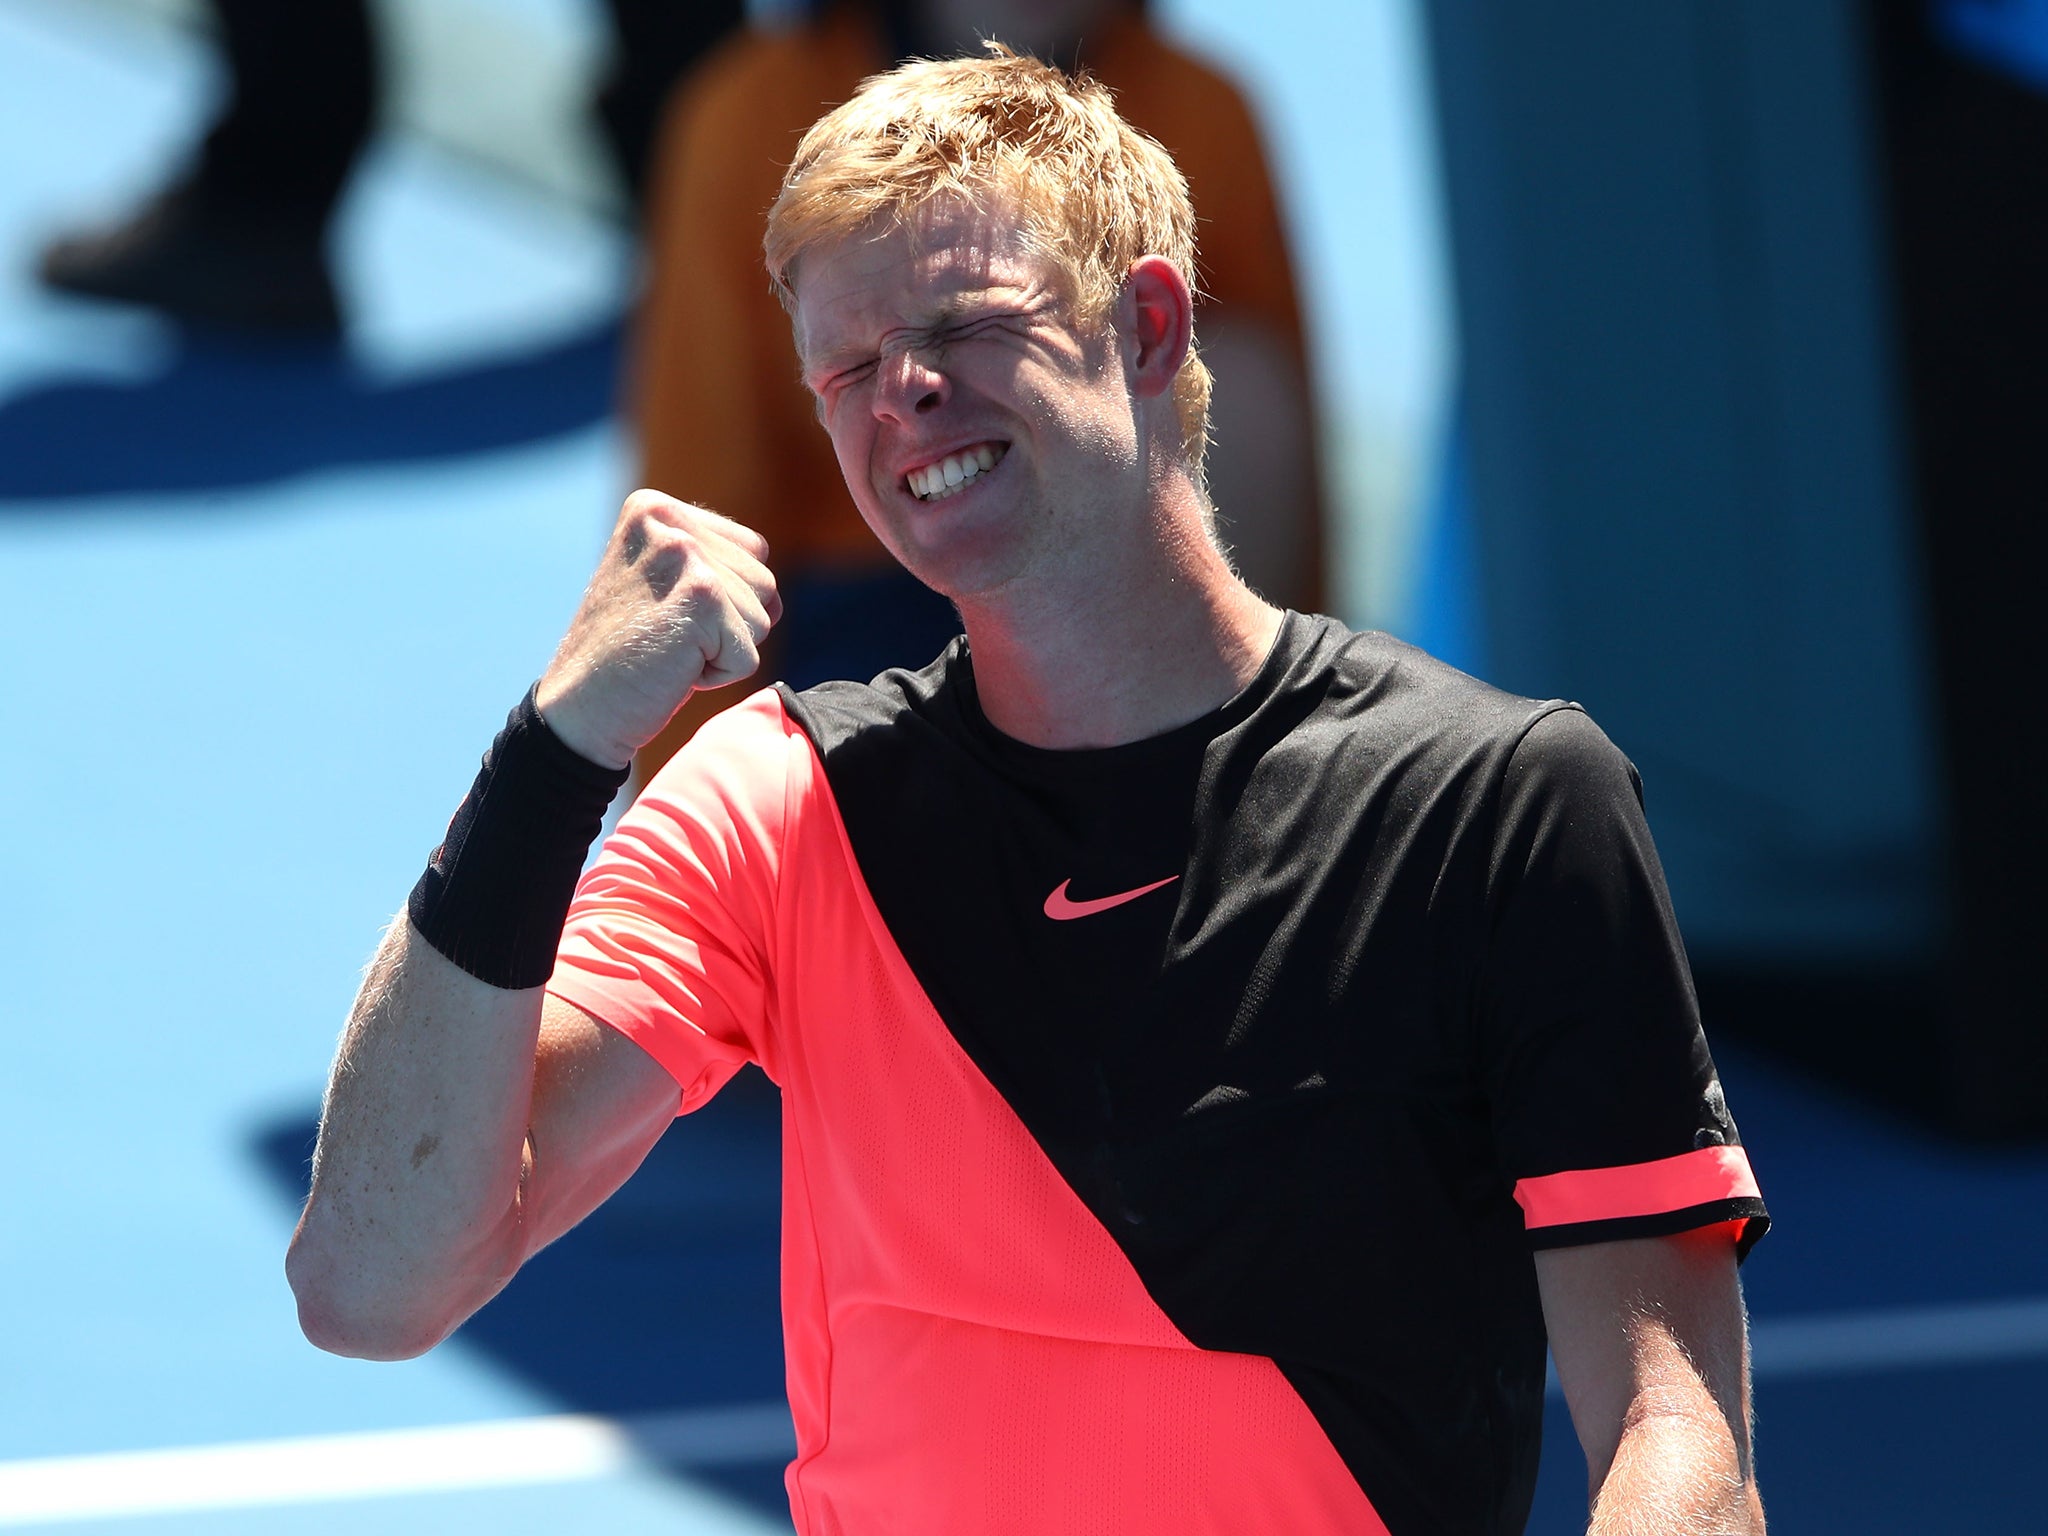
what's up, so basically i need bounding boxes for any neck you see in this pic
[955,483,1285,749]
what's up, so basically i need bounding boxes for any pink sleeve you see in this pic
[546,691,797,1108]
[1513,1146,1763,1231]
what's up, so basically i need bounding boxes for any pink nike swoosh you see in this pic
[1043,875,1180,921]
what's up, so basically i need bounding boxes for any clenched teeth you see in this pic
[908,443,1004,501]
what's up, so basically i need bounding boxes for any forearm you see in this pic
[286,490,776,1358]
[1539,1230,1764,1536]
[1587,1389,1765,1536]
[287,918,544,1359]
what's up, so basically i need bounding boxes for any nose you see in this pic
[874,345,949,422]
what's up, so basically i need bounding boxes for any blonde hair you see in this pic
[765,43,1213,472]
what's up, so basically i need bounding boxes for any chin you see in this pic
[896,533,1024,605]
[869,505,1019,602]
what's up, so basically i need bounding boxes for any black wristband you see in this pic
[407,686,631,990]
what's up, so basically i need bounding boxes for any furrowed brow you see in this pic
[799,284,1020,388]
[929,292,988,324]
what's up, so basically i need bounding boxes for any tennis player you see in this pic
[289,45,1768,1535]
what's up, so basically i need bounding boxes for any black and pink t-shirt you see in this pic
[546,612,1766,1536]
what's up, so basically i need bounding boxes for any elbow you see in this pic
[292,1292,446,1363]
[286,1225,461,1362]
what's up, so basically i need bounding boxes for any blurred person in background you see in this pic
[39,0,377,335]
[36,0,743,336]
[629,0,1323,785]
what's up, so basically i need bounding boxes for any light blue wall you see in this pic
[1422,0,1940,965]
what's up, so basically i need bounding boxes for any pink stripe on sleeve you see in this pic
[1514,1145,1760,1229]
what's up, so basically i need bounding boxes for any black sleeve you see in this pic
[1476,707,1767,1258]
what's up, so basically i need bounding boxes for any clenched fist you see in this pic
[534,490,782,770]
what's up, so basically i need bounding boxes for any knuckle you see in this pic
[701,508,764,551]
[671,557,730,612]
[679,551,721,592]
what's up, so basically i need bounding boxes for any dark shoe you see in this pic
[39,185,343,338]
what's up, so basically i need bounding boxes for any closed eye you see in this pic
[810,359,878,419]
[808,313,1019,414]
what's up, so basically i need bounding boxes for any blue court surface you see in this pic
[2,2,2044,1531]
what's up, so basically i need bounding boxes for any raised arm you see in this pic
[286,490,780,1359]
[1537,1226,1765,1534]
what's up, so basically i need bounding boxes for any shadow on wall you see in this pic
[0,317,621,502]
[256,1063,795,1520]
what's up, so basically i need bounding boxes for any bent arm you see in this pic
[287,489,777,1359]
[1537,1226,1765,1535]
[286,923,677,1359]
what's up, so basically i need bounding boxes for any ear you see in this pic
[1120,255,1194,400]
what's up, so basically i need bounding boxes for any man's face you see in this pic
[794,200,1142,601]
